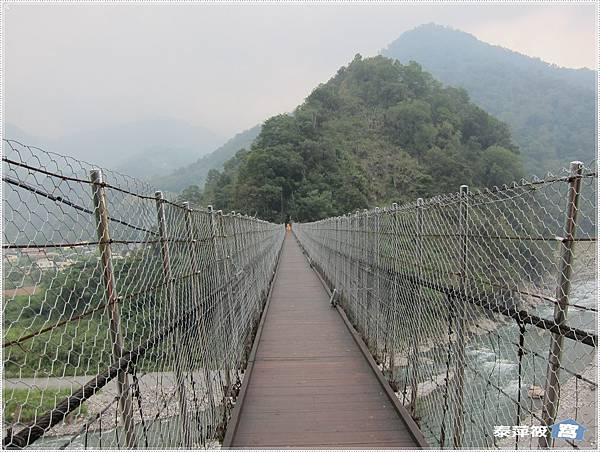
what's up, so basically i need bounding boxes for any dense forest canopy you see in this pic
[193,55,522,222]
[169,24,594,214]
[383,23,596,173]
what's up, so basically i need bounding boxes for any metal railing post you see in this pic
[409,198,424,416]
[237,213,256,323]
[340,215,346,306]
[539,161,584,448]
[155,191,192,448]
[208,206,232,392]
[89,169,137,449]
[231,211,248,329]
[340,215,344,292]
[251,215,265,314]
[327,215,333,282]
[334,216,340,292]
[218,211,237,353]
[353,211,360,318]
[453,185,469,449]
[182,202,216,417]
[345,217,350,306]
[374,207,381,361]
[362,209,370,344]
[388,203,398,383]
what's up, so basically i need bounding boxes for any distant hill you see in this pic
[4,118,225,179]
[152,125,261,193]
[4,123,45,147]
[200,55,522,222]
[382,23,596,173]
[114,145,215,180]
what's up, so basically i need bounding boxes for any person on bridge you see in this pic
[285,214,292,231]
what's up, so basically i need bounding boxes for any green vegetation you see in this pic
[3,257,43,291]
[154,125,261,193]
[3,243,218,378]
[3,285,112,378]
[199,55,522,222]
[3,315,112,378]
[3,388,87,424]
[3,254,163,378]
[383,24,596,173]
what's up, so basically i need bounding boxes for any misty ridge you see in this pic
[5,117,225,179]
[382,24,596,173]
[6,24,596,197]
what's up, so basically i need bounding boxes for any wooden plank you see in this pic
[234,412,409,435]
[226,233,426,449]
[229,442,416,449]
[232,430,416,447]
[240,396,394,412]
[244,383,392,397]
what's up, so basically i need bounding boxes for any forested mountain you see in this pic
[382,24,596,173]
[199,55,522,222]
[153,125,261,193]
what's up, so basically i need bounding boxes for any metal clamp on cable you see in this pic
[330,288,338,308]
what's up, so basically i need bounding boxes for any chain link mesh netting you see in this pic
[295,162,597,449]
[2,140,285,449]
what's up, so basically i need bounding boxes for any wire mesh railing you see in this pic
[294,161,597,449]
[2,139,285,449]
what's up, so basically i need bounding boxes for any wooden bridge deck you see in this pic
[224,233,427,449]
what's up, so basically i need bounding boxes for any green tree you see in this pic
[178,185,203,207]
[478,145,524,188]
[200,55,522,222]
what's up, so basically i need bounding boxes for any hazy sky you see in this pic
[3,2,597,142]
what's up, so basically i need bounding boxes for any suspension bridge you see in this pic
[223,233,427,448]
[2,139,598,450]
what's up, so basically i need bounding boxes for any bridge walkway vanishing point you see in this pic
[223,232,428,449]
